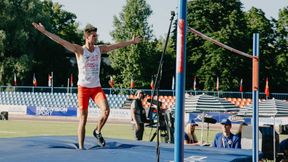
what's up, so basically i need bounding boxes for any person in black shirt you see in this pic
[131,90,148,140]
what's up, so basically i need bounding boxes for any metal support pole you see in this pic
[175,0,187,162]
[252,33,259,162]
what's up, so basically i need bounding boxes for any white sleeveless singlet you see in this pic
[77,46,101,88]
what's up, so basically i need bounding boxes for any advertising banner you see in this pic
[84,108,131,120]
[27,106,77,116]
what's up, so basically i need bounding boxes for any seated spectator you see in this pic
[280,138,288,161]
[212,118,241,149]
[235,121,248,139]
[235,121,247,147]
[184,119,201,146]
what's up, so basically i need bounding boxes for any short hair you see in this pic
[84,24,97,33]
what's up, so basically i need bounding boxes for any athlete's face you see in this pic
[85,31,98,43]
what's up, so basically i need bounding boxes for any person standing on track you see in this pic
[130,90,148,140]
[32,22,141,149]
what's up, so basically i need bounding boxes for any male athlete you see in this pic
[32,22,141,149]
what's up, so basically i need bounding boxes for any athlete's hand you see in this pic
[131,36,142,44]
[32,22,46,33]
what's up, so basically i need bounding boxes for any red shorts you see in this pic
[78,86,107,110]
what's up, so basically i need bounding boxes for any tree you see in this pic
[185,0,248,90]
[30,1,82,86]
[273,6,288,92]
[244,7,279,92]
[0,30,5,56]
[153,35,176,89]
[0,0,44,85]
[0,0,82,86]
[109,0,157,88]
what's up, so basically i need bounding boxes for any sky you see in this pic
[51,0,287,43]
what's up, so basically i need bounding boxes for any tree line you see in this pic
[0,0,287,92]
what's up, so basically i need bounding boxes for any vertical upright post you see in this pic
[273,117,276,162]
[67,78,70,94]
[201,112,204,143]
[70,74,73,94]
[175,0,187,162]
[51,72,54,93]
[252,33,259,162]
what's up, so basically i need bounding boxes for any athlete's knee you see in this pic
[79,110,88,122]
[104,108,110,117]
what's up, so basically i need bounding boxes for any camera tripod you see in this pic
[149,123,169,143]
[147,10,175,162]
[147,110,174,143]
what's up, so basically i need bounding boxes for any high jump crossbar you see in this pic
[188,27,253,59]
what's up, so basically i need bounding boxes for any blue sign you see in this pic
[27,106,77,116]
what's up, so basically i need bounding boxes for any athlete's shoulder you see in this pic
[94,45,101,53]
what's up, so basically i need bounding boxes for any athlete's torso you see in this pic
[77,46,101,88]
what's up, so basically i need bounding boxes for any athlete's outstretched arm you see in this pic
[32,22,82,55]
[100,36,142,53]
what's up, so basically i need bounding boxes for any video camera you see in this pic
[146,101,175,143]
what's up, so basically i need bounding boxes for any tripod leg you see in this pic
[164,130,169,143]
[207,123,209,143]
[150,131,157,142]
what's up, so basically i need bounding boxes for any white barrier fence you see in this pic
[0,105,27,115]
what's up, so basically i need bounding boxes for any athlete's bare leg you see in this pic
[96,99,110,132]
[78,109,88,149]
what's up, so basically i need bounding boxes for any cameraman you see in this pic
[131,90,148,140]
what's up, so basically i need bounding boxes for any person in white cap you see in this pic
[212,118,241,149]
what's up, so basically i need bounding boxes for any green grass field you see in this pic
[0,119,219,143]
[1,119,286,145]
[0,120,133,139]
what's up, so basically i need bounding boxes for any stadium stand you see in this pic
[224,97,253,108]
[1,90,287,111]
[0,92,129,109]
